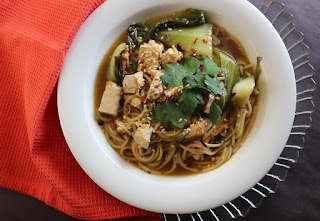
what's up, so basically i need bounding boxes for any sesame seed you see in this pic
[178,118,182,122]
[186,20,189,24]
[168,28,172,31]
[179,30,183,32]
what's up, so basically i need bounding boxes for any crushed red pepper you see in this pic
[199,64,205,71]
[193,37,198,45]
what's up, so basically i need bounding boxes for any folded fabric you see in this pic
[0,0,162,220]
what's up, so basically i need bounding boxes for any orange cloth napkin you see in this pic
[0,1,162,220]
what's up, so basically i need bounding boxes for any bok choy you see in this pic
[155,24,213,57]
[213,49,241,109]
[127,8,205,50]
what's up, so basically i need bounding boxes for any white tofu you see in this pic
[98,82,122,116]
[165,85,183,98]
[161,45,183,66]
[138,40,164,73]
[133,124,153,149]
[185,118,212,139]
[124,95,141,108]
[147,71,165,100]
[204,94,215,114]
[123,72,145,94]
[116,120,132,134]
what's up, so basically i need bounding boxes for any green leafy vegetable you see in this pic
[203,75,224,95]
[153,102,187,128]
[156,24,213,57]
[254,57,262,80]
[161,56,222,89]
[114,56,123,86]
[213,49,240,109]
[161,62,190,88]
[127,9,205,49]
[209,103,222,125]
[178,89,205,115]
[183,56,221,77]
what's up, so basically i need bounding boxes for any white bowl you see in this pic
[58,0,296,214]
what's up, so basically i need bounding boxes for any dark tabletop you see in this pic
[1,0,319,220]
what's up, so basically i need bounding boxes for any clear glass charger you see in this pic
[163,0,316,220]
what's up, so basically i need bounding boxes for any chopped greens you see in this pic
[154,56,225,126]
[127,9,205,50]
[153,102,187,128]
[114,56,123,86]
[209,103,222,125]
[178,89,205,115]
[161,56,222,89]
[203,75,224,95]
[213,49,240,109]
[161,62,191,88]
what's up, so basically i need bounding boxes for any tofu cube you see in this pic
[165,85,183,98]
[147,71,165,100]
[138,40,164,73]
[161,45,183,66]
[133,124,153,149]
[123,72,145,94]
[98,81,122,116]
[124,95,141,108]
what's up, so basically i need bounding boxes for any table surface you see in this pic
[1,0,319,220]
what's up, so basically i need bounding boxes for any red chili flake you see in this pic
[203,39,208,43]
[159,106,163,111]
[147,171,151,174]
[193,37,198,45]
[220,72,225,77]
[168,19,173,22]
[162,85,166,90]
[147,33,150,39]
[231,93,236,98]
[158,54,161,60]
[175,43,183,51]
[190,48,196,54]
[167,96,173,101]
[165,34,170,41]
[197,55,204,60]
[199,64,205,71]
[155,85,159,88]
[140,96,147,101]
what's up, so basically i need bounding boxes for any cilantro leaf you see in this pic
[161,56,222,89]
[161,63,190,88]
[184,74,206,89]
[204,75,224,95]
[183,56,221,77]
[178,89,205,114]
[153,101,187,128]
[209,103,222,125]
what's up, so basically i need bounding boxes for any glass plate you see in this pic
[163,0,316,220]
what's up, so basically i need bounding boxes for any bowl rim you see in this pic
[57,0,296,213]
